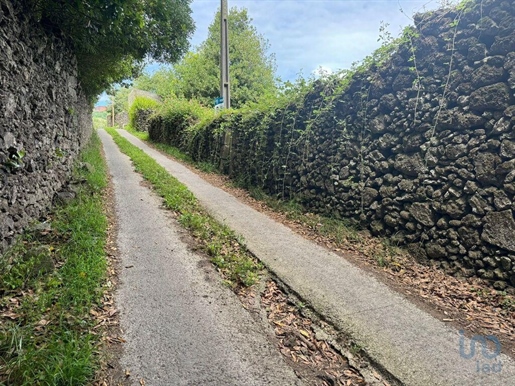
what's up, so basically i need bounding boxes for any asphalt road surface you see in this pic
[112,129,515,386]
[99,129,303,386]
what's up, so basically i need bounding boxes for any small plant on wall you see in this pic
[2,147,25,174]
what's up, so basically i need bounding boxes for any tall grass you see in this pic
[0,132,108,385]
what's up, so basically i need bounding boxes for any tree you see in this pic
[134,67,178,99]
[24,0,195,99]
[112,87,131,114]
[174,7,277,108]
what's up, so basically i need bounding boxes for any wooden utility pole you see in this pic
[220,0,230,109]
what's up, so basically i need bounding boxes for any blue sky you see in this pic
[97,0,448,105]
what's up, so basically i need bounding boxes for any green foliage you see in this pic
[113,87,131,114]
[455,0,476,12]
[147,97,216,150]
[2,149,26,174]
[173,7,277,108]
[159,98,214,128]
[134,67,178,99]
[174,52,219,105]
[128,96,161,130]
[130,7,278,107]
[24,0,194,99]
[92,110,108,130]
[0,132,108,385]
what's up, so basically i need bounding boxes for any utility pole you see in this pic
[219,0,232,172]
[220,0,230,109]
[111,99,115,127]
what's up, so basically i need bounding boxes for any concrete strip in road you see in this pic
[117,129,515,386]
[98,130,303,386]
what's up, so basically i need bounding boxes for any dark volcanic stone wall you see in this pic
[148,0,515,288]
[0,0,92,251]
[291,0,515,289]
[307,0,515,289]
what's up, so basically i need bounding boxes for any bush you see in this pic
[148,98,216,149]
[128,96,161,131]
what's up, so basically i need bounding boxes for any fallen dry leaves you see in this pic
[260,280,368,386]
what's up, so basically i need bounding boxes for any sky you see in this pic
[97,0,449,105]
[182,0,447,81]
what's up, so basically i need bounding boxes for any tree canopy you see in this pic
[133,7,277,108]
[134,67,178,99]
[176,7,277,108]
[25,0,195,99]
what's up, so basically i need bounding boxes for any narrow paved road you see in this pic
[113,129,515,386]
[99,130,303,386]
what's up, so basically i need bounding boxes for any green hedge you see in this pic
[147,98,220,158]
[145,81,320,194]
[128,96,161,131]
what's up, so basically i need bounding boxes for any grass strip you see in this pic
[122,129,393,265]
[124,125,149,142]
[105,128,262,287]
[0,132,109,385]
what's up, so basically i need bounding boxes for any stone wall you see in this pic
[0,0,92,252]
[116,112,129,129]
[148,0,515,288]
[107,112,129,129]
[289,0,515,289]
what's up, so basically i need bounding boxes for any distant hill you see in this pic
[94,105,108,112]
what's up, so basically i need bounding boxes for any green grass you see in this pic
[124,125,149,141]
[105,128,262,287]
[92,111,107,120]
[0,132,108,385]
[92,111,108,130]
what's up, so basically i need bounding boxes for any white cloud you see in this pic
[188,0,445,81]
[312,65,333,79]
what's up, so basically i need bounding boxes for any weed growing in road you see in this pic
[106,128,262,287]
[0,132,108,385]
[350,342,363,356]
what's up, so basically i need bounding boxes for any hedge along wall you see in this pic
[0,0,92,252]
[128,90,162,131]
[147,0,515,289]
